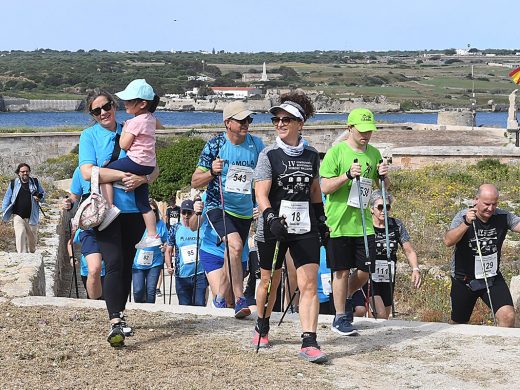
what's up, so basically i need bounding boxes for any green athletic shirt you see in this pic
[319,142,382,237]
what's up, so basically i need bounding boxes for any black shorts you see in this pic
[257,238,320,271]
[326,236,375,272]
[207,208,252,246]
[450,273,513,324]
[371,281,394,307]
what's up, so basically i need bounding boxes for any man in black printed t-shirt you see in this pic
[165,194,181,231]
[444,184,520,327]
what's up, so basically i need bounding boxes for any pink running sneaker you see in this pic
[252,329,270,349]
[299,346,328,364]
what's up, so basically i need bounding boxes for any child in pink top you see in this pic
[99,79,162,249]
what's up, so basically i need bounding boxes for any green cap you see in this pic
[347,108,377,132]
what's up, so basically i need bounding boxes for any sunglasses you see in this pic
[376,204,391,211]
[181,210,193,215]
[231,116,253,125]
[90,101,113,116]
[271,116,298,126]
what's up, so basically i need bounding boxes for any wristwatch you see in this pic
[462,215,471,226]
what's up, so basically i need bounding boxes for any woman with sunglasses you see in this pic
[132,199,168,303]
[368,189,421,319]
[79,89,159,347]
[165,199,208,306]
[253,90,328,364]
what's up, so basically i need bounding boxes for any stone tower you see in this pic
[261,62,268,82]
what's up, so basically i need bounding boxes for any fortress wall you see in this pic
[4,99,83,112]
[0,123,514,175]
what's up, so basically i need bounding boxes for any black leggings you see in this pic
[96,213,145,319]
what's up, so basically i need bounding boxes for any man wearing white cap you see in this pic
[191,101,265,318]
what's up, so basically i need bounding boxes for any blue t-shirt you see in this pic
[70,166,91,196]
[317,246,331,304]
[133,220,168,269]
[198,192,249,261]
[167,223,204,278]
[78,122,139,213]
[196,132,264,218]
[73,229,105,277]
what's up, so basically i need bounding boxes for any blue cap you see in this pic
[116,79,155,101]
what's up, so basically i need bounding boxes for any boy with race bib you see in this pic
[320,108,389,336]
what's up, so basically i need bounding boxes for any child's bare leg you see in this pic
[143,210,158,237]
[100,182,115,207]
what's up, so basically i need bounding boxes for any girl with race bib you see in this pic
[132,199,168,303]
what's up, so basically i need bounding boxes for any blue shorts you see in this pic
[79,229,100,257]
[199,249,247,274]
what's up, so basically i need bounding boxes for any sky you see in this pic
[3,0,518,53]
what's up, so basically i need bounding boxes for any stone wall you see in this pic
[0,252,45,297]
[5,99,83,112]
[0,132,80,175]
[437,110,476,127]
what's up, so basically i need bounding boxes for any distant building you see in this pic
[210,87,262,99]
[187,74,213,82]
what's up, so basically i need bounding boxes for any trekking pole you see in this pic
[277,287,299,326]
[283,257,294,314]
[162,267,166,304]
[37,202,47,219]
[473,221,497,327]
[257,240,280,353]
[67,219,79,298]
[169,272,173,305]
[354,158,377,319]
[280,262,286,312]
[379,160,396,318]
[218,170,235,304]
[192,196,202,305]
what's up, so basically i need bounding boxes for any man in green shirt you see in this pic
[320,108,389,335]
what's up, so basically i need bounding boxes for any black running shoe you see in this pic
[107,322,125,347]
[119,313,134,337]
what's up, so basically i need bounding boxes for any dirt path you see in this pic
[2,300,520,389]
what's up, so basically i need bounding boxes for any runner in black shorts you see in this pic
[320,108,389,335]
[253,90,328,364]
[444,184,520,327]
[191,101,265,318]
[367,189,421,319]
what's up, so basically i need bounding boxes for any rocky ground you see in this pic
[1,299,520,389]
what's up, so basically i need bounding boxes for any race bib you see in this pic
[169,217,179,226]
[225,165,253,194]
[373,260,395,283]
[181,244,197,264]
[474,252,498,279]
[136,250,154,266]
[321,273,332,295]
[347,177,373,209]
[279,200,311,234]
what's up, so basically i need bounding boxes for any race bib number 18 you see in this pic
[279,200,311,234]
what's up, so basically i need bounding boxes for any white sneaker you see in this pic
[135,234,162,249]
[98,206,120,231]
